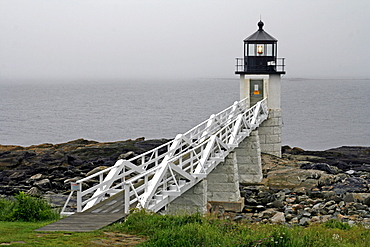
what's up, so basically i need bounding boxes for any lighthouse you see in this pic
[236,20,285,157]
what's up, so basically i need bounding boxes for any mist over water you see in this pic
[1,78,369,150]
[281,78,370,150]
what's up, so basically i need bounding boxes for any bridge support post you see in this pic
[235,130,263,184]
[166,179,208,215]
[258,109,282,158]
[207,151,244,212]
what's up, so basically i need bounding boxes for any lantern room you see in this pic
[236,20,285,74]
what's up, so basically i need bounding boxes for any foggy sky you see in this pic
[1,0,369,81]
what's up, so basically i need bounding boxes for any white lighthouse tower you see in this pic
[236,20,285,157]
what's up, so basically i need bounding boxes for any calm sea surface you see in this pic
[0,78,369,150]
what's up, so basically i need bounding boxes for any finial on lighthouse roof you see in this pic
[258,20,264,31]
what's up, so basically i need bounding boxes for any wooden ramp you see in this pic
[36,190,126,232]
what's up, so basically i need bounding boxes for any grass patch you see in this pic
[0,208,368,246]
[0,221,117,247]
[105,210,370,247]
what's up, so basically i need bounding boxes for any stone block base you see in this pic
[166,179,207,215]
[259,109,282,157]
[208,198,245,212]
[235,130,262,184]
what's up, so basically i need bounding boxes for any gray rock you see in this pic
[34,179,51,190]
[299,217,310,226]
[298,209,311,217]
[118,151,135,160]
[346,170,356,175]
[261,208,277,218]
[26,187,42,196]
[297,195,310,202]
[301,163,340,175]
[270,212,286,223]
[285,213,294,221]
[29,173,43,180]
[324,200,336,207]
[245,198,258,205]
[312,203,323,210]
[272,200,284,209]
[290,217,299,224]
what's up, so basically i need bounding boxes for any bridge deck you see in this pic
[36,191,125,232]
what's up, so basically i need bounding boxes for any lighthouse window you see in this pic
[266,44,273,56]
[248,44,255,56]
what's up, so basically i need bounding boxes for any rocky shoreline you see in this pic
[236,146,370,227]
[1,139,369,226]
[0,138,170,196]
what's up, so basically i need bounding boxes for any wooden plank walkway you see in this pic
[36,190,126,232]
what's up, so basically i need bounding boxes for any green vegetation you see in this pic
[0,192,59,222]
[0,202,369,246]
[106,210,370,247]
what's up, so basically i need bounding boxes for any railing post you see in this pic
[124,183,130,214]
[77,186,82,212]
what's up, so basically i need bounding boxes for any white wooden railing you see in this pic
[61,97,268,215]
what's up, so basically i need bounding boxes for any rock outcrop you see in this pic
[0,138,170,196]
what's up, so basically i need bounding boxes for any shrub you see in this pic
[0,197,15,221]
[0,192,59,222]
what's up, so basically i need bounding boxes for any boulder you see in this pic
[266,168,323,190]
[35,179,51,190]
[26,187,42,196]
[270,212,286,223]
[118,151,135,160]
[29,173,43,180]
[300,163,340,175]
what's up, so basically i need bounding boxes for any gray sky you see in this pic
[1,0,369,81]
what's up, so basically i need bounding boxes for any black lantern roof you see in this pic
[244,21,277,42]
[235,20,285,74]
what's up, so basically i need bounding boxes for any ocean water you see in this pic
[0,78,369,150]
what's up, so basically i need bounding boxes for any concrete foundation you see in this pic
[235,130,263,184]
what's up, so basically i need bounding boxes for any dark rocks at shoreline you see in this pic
[282,146,370,173]
[234,146,370,226]
[0,138,170,196]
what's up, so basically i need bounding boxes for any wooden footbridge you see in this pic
[37,97,269,232]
